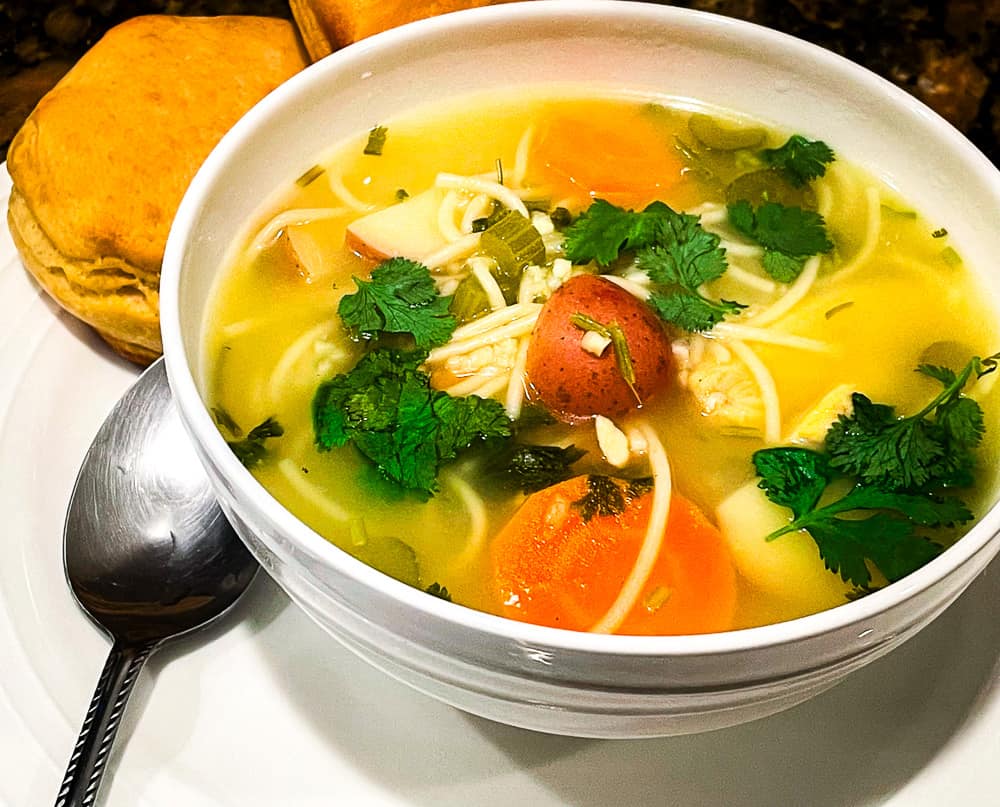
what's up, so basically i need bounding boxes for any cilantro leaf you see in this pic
[754,446,957,586]
[487,443,587,493]
[752,356,994,588]
[805,514,942,587]
[312,348,511,495]
[563,199,671,265]
[751,447,832,519]
[826,356,995,492]
[562,199,744,332]
[728,200,832,282]
[647,289,744,332]
[338,258,456,349]
[226,417,284,467]
[760,134,835,187]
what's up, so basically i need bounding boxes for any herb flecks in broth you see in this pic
[205,92,1000,632]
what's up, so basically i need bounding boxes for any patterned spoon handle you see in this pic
[54,638,158,807]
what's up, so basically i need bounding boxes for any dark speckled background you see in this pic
[1,0,998,164]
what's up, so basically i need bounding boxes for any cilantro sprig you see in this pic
[761,134,835,187]
[563,199,744,332]
[753,355,997,588]
[826,356,998,491]
[312,348,511,495]
[338,258,456,349]
[727,200,833,282]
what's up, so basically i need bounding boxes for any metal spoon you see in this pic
[56,357,258,806]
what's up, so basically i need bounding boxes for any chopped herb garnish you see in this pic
[824,301,854,319]
[753,446,958,586]
[364,125,388,156]
[227,417,284,468]
[487,443,586,492]
[395,188,410,202]
[564,199,745,332]
[932,227,948,238]
[312,348,511,495]
[212,405,242,437]
[753,354,998,587]
[826,355,998,491]
[572,474,653,522]
[549,206,573,229]
[570,312,637,396]
[760,134,835,187]
[338,258,457,349]
[425,582,453,601]
[295,164,325,187]
[727,200,833,282]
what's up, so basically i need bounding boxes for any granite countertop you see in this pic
[2,0,998,165]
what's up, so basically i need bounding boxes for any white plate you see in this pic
[3,162,1000,806]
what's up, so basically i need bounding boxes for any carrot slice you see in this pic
[528,107,696,211]
[489,475,737,635]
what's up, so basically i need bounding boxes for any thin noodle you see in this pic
[268,320,337,405]
[472,262,507,310]
[711,322,830,352]
[511,124,535,189]
[727,339,781,443]
[250,207,346,251]
[590,421,673,634]
[435,172,529,217]
[460,193,493,233]
[505,335,532,419]
[423,233,481,269]
[427,313,539,362]
[468,372,511,400]
[278,458,350,523]
[421,233,479,269]
[745,254,820,327]
[832,186,881,278]
[444,365,508,397]
[437,189,465,242]
[447,302,541,341]
[723,262,777,293]
[328,170,375,212]
[601,274,651,300]
[441,471,489,573]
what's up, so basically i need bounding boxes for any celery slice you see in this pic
[479,209,546,303]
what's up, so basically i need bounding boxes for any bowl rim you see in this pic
[161,0,1000,660]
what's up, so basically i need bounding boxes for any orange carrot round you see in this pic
[529,110,695,211]
[489,475,737,635]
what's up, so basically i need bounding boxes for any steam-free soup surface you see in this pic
[205,89,1000,634]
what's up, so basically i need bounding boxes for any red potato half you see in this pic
[525,274,674,421]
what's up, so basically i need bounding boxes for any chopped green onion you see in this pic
[364,126,388,156]
[570,312,638,399]
[295,164,325,187]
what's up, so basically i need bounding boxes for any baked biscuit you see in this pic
[7,15,307,364]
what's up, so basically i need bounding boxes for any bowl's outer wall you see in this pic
[162,1,1000,737]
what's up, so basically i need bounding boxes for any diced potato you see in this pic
[786,383,856,447]
[345,188,449,261]
[715,481,855,614]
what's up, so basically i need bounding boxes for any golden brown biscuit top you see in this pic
[7,15,307,275]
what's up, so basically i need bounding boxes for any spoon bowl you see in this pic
[57,358,257,806]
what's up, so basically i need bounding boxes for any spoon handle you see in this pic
[55,638,158,807]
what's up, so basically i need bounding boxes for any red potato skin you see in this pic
[525,275,673,422]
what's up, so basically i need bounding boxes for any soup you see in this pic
[204,88,1000,634]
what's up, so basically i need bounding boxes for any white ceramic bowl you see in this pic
[160,0,1000,738]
